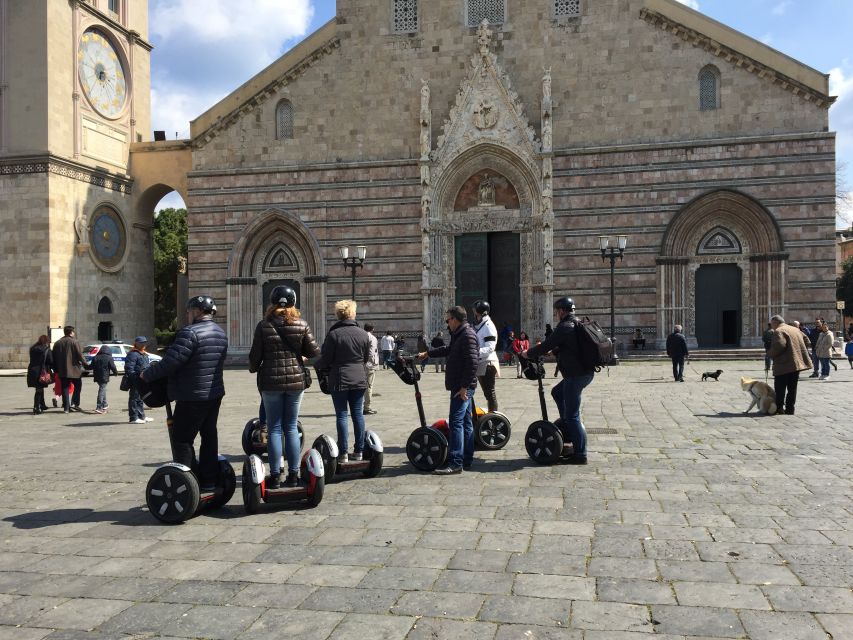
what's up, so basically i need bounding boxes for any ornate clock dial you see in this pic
[77,28,128,118]
[89,207,127,270]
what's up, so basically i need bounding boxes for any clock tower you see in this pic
[0,0,153,366]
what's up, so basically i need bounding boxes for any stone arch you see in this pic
[424,143,548,336]
[657,189,788,347]
[226,209,326,352]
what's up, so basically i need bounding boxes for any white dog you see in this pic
[741,377,778,415]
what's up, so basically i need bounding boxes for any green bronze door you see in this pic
[454,232,520,332]
[454,234,488,314]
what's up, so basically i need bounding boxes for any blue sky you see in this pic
[150,0,853,224]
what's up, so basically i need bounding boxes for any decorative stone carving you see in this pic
[477,175,496,206]
[473,100,498,130]
[420,79,431,161]
[74,213,89,255]
[477,19,492,56]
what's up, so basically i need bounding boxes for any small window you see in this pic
[699,65,720,111]
[108,0,119,12]
[392,0,418,33]
[97,296,113,314]
[276,100,293,140]
[554,0,580,18]
[467,0,505,27]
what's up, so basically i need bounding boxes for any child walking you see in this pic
[91,345,117,413]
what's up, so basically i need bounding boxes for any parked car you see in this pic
[82,342,162,374]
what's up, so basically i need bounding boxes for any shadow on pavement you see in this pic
[3,507,151,529]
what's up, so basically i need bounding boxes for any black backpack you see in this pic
[574,317,612,372]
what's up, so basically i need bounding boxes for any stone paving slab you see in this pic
[1,360,851,638]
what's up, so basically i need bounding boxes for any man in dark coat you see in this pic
[665,324,689,382]
[419,306,479,475]
[142,296,227,491]
[91,345,118,414]
[52,326,86,412]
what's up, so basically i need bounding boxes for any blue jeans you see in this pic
[128,386,145,420]
[96,382,108,410]
[447,387,476,469]
[819,358,830,377]
[812,351,819,374]
[331,389,366,455]
[550,374,594,457]
[262,390,303,475]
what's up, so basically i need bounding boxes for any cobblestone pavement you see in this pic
[1,359,851,639]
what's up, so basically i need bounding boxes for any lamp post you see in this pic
[599,234,628,365]
[340,245,367,301]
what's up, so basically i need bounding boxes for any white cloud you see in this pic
[830,65,853,226]
[771,1,792,16]
[149,0,314,138]
[674,0,700,10]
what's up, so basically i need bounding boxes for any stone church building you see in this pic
[0,0,838,366]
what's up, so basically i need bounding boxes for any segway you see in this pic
[241,448,325,514]
[241,418,304,458]
[523,358,574,464]
[311,431,383,483]
[394,356,451,471]
[140,378,237,524]
[473,406,511,450]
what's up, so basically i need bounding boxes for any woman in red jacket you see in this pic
[512,332,530,378]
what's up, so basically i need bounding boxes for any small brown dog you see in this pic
[701,369,723,381]
[741,377,777,415]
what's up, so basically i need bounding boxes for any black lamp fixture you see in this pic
[599,234,628,365]
[340,245,367,301]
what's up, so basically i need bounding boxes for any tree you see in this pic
[153,207,187,333]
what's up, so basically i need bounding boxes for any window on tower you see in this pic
[554,0,580,18]
[466,0,506,27]
[699,65,721,111]
[392,0,418,33]
[276,100,294,140]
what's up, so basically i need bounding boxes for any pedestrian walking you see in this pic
[363,323,379,415]
[767,314,812,415]
[845,338,853,368]
[27,335,53,414]
[249,286,320,488]
[814,322,834,380]
[431,331,446,372]
[90,345,118,414]
[380,331,395,369]
[419,305,479,475]
[762,322,774,372]
[125,337,152,423]
[52,326,86,412]
[665,325,689,382]
[512,331,530,378]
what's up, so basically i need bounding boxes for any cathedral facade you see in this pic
[186,0,837,357]
[0,0,838,366]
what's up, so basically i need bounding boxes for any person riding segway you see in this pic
[521,296,594,465]
[470,300,512,450]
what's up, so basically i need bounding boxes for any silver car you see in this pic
[82,342,162,374]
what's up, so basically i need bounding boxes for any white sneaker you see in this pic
[823,376,830,381]
[144,417,154,422]
[130,418,145,424]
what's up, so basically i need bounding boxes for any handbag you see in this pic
[273,325,312,390]
[119,373,132,391]
[38,368,52,387]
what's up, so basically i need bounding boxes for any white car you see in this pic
[82,342,162,374]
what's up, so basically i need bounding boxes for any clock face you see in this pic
[77,29,128,118]
[90,207,127,270]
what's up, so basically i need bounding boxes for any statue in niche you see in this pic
[542,112,552,151]
[542,67,552,100]
[473,99,497,129]
[420,164,430,186]
[74,213,89,245]
[178,256,188,274]
[420,81,431,160]
[477,19,492,56]
[421,192,431,218]
[478,176,496,207]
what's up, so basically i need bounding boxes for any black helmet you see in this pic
[553,297,575,312]
[187,295,217,316]
[473,300,490,315]
[269,285,296,309]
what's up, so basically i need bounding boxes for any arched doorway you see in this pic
[657,190,787,348]
[226,209,325,353]
[97,295,114,341]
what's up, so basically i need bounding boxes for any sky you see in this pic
[149,0,853,225]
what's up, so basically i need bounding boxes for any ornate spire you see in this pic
[477,19,493,56]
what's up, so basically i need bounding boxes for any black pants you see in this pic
[671,357,685,381]
[33,388,46,411]
[478,364,498,413]
[60,376,82,410]
[773,372,799,415]
[170,397,222,487]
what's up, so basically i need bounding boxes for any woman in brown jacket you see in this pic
[248,286,320,488]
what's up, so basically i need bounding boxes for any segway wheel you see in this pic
[311,435,338,483]
[241,418,261,457]
[363,450,383,478]
[241,461,262,515]
[475,413,512,450]
[208,459,236,509]
[307,474,325,507]
[146,465,200,524]
[525,420,564,465]
[406,426,448,471]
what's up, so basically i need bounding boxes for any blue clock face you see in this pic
[90,208,126,269]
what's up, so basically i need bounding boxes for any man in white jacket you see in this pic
[473,300,501,412]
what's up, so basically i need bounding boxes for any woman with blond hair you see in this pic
[315,299,371,463]
[249,286,320,488]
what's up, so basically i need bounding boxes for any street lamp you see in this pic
[599,235,628,365]
[340,245,367,301]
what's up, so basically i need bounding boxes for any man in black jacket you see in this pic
[418,306,479,475]
[522,297,594,465]
[665,324,689,382]
[142,296,228,491]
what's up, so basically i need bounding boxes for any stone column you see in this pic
[226,277,257,353]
